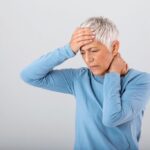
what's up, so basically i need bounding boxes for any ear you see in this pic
[111,40,120,57]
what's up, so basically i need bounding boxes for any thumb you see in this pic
[122,63,128,75]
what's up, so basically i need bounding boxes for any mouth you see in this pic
[89,65,99,70]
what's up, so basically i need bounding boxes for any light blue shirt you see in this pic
[20,44,150,150]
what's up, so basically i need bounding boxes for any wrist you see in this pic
[65,43,76,57]
[108,69,121,74]
[69,43,79,54]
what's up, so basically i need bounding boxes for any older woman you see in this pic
[20,16,150,150]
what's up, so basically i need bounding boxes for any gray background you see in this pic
[0,0,150,149]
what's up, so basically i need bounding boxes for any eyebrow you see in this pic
[80,47,99,52]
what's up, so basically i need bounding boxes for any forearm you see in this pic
[102,72,150,127]
[102,72,122,127]
[20,43,75,82]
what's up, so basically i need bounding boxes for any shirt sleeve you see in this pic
[20,43,77,95]
[102,72,150,127]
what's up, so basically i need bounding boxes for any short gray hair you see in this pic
[80,16,119,50]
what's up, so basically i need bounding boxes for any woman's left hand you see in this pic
[108,53,128,76]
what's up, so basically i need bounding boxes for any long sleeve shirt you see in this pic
[20,43,150,150]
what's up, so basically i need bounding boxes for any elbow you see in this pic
[20,69,32,83]
[102,115,120,127]
[102,118,117,127]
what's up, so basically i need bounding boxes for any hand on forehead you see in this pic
[76,27,98,51]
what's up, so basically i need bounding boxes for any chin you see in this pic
[91,70,105,76]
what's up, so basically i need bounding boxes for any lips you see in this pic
[89,65,99,70]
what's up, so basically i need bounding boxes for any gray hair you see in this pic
[80,16,119,50]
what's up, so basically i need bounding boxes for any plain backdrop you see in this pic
[0,0,150,150]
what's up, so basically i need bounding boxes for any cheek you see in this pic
[95,54,112,66]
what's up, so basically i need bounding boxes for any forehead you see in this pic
[80,40,102,51]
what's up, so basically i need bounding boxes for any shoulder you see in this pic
[123,68,150,86]
[72,67,89,77]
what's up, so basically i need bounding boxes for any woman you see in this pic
[20,16,150,150]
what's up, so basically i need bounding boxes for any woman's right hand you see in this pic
[69,27,95,54]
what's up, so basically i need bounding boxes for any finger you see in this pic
[122,63,128,75]
[116,53,121,58]
[75,35,95,42]
[78,39,93,47]
[74,32,95,39]
[72,30,95,43]
[78,27,95,32]
[74,28,95,37]
[116,54,125,63]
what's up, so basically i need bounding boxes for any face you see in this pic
[80,40,117,76]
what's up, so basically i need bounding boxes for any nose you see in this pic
[85,53,93,64]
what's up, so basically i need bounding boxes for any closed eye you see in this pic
[80,50,85,55]
[91,50,98,52]
[91,49,99,52]
[80,49,99,54]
